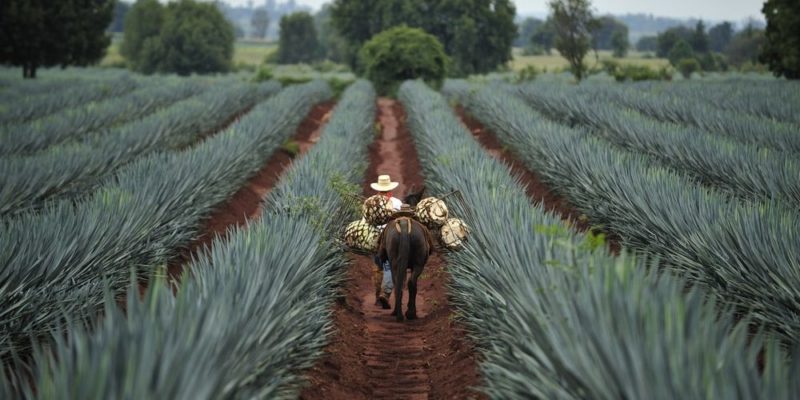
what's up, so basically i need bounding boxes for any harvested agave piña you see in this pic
[362,195,393,226]
[344,218,380,252]
[440,218,469,250]
[415,197,448,228]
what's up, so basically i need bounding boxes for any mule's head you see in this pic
[403,184,425,207]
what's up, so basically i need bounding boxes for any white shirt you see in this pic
[378,196,403,230]
[388,196,402,211]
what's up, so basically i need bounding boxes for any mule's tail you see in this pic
[395,219,411,273]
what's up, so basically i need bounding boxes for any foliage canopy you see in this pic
[358,26,448,96]
[761,0,800,79]
[277,12,321,64]
[549,0,594,81]
[0,0,115,78]
[122,0,234,75]
[331,0,516,76]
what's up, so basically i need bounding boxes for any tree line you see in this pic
[0,0,798,80]
[516,0,798,80]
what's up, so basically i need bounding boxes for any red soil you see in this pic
[166,101,334,283]
[455,106,621,254]
[300,99,485,400]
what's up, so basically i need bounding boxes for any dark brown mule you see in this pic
[378,215,433,322]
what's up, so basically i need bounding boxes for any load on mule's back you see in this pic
[342,174,469,322]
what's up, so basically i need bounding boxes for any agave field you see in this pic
[1,67,799,399]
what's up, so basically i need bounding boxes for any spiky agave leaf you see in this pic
[0,80,281,216]
[3,80,377,399]
[400,80,799,399]
[455,82,800,344]
[0,81,332,366]
[0,74,138,125]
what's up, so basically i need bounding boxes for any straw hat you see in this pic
[370,175,399,192]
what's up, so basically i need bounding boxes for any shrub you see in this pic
[602,60,671,82]
[358,26,448,96]
[515,65,539,83]
[668,40,694,66]
[253,66,274,82]
[677,58,701,79]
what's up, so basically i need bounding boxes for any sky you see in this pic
[227,0,765,22]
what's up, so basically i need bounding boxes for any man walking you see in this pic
[370,174,402,309]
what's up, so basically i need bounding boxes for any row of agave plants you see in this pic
[0,81,332,371]
[623,79,800,125]
[399,80,799,399]
[506,82,800,209]
[0,77,208,156]
[1,79,376,399]
[0,80,280,216]
[576,82,800,152]
[0,73,138,125]
[446,81,800,341]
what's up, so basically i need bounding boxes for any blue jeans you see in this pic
[382,260,393,294]
[374,256,393,295]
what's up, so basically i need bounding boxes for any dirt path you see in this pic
[300,99,484,400]
[456,107,620,254]
[166,101,335,282]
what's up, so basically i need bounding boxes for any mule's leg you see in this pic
[393,263,406,322]
[406,267,423,320]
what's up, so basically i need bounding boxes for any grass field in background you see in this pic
[509,49,670,72]
[101,38,669,76]
[101,39,278,69]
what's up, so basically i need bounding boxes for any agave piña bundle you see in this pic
[343,218,380,252]
[362,195,394,226]
[440,218,469,250]
[415,197,448,228]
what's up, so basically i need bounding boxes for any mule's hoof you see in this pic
[379,297,390,309]
[406,311,417,320]
[396,314,405,322]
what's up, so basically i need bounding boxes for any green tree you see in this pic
[330,0,516,76]
[656,26,693,57]
[530,19,557,55]
[689,20,709,53]
[358,26,448,96]
[549,0,594,81]
[0,0,115,78]
[124,0,234,75]
[590,16,628,50]
[121,0,165,71]
[277,12,320,64]
[726,25,765,67]
[109,1,131,33]
[636,35,658,52]
[708,21,733,52]
[515,17,543,47]
[156,0,234,75]
[314,4,348,63]
[668,39,694,66]
[760,0,800,79]
[251,7,269,39]
[611,29,629,57]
